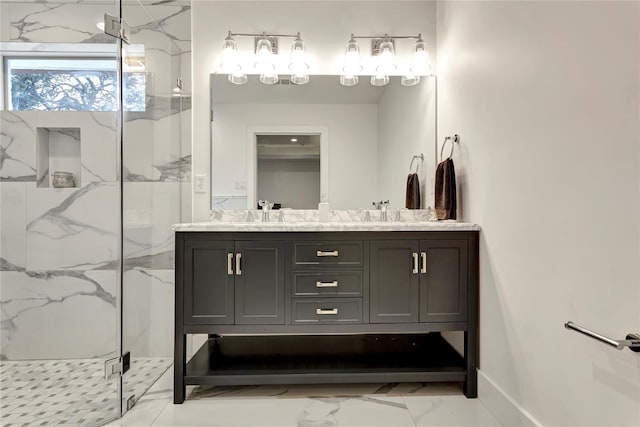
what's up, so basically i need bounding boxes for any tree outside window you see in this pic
[6,58,145,112]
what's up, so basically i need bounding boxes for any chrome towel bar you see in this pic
[565,321,640,352]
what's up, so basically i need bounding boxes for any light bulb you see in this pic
[342,36,362,75]
[340,35,362,87]
[410,36,430,75]
[288,34,309,85]
[255,35,274,73]
[375,38,396,75]
[219,32,241,74]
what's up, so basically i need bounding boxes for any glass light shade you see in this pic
[340,74,359,86]
[228,73,247,85]
[343,38,362,75]
[401,75,420,86]
[290,73,309,85]
[254,36,273,71]
[376,39,396,74]
[260,73,279,85]
[410,38,430,75]
[219,35,241,74]
[370,74,389,86]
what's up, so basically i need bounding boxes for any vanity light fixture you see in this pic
[289,33,310,85]
[340,35,362,87]
[219,31,309,85]
[340,33,430,87]
[402,34,430,87]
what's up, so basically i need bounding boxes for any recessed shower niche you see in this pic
[36,127,81,188]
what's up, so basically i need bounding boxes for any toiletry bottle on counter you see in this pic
[318,194,329,222]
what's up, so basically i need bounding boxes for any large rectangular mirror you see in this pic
[210,73,436,210]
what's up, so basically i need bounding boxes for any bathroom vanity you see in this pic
[173,219,479,403]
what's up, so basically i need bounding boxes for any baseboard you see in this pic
[478,370,542,427]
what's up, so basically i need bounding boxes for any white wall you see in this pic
[211,103,378,209]
[436,1,640,425]
[258,159,320,209]
[192,0,436,220]
[377,77,436,209]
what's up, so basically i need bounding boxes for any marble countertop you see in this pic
[173,221,480,232]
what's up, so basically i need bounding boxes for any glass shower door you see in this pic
[118,0,191,415]
[0,0,121,425]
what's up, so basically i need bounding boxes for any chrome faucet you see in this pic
[258,200,274,222]
[372,200,390,221]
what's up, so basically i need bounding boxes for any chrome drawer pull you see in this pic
[412,252,419,274]
[235,253,242,275]
[316,250,339,257]
[316,281,338,288]
[316,308,338,315]
[227,253,233,275]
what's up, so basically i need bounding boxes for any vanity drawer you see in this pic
[293,271,362,297]
[292,298,362,324]
[293,241,363,266]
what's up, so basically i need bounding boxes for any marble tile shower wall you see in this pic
[0,1,191,360]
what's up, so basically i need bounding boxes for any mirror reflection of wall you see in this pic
[257,134,320,209]
[211,74,436,210]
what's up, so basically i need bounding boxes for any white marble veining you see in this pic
[0,0,190,368]
[123,182,182,269]
[26,182,120,270]
[175,221,479,232]
[176,210,479,232]
[0,270,116,360]
[123,268,174,358]
[0,111,37,182]
[0,183,27,270]
[124,109,191,182]
[112,367,502,427]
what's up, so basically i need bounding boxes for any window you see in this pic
[5,57,145,112]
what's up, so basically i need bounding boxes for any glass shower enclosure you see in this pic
[0,0,191,424]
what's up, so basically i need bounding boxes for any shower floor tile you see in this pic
[0,357,171,427]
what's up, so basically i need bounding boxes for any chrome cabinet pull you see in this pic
[235,253,242,275]
[421,252,427,274]
[316,250,339,257]
[412,252,419,274]
[227,253,234,275]
[316,281,338,288]
[316,308,338,315]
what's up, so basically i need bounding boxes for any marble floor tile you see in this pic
[403,395,502,426]
[104,366,502,427]
[0,357,171,427]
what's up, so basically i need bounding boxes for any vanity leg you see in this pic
[463,330,478,398]
[174,333,186,404]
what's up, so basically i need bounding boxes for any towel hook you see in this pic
[440,134,460,161]
[410,153,424,173]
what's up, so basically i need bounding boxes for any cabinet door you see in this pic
[419,239,468,323]
[184,240,234,325]
[234,241,285,325]
[370,240,420,323]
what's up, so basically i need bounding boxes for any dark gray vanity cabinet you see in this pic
[419,239,468,323]
[183,239,285,326]
[369,239,468,323]
[175,230,479,404]
[369,240,420,323]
